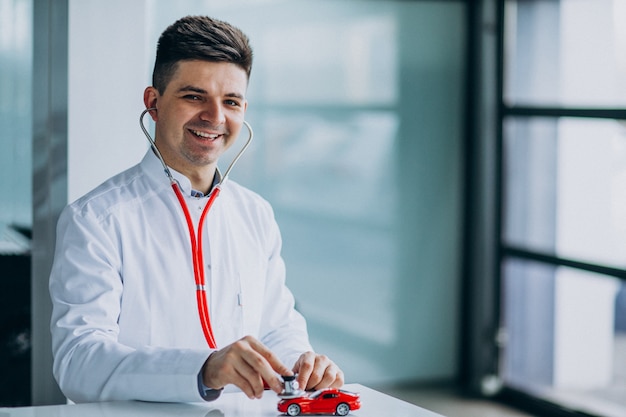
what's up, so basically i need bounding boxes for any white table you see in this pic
[0,384,445,417]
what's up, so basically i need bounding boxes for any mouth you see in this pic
[189,129,222,141]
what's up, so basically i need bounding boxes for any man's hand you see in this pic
[201,335,292,399]
[292,351,344,391]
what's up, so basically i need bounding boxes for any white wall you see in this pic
[68,0,151,202]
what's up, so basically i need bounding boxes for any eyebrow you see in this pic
[177,85,245,100]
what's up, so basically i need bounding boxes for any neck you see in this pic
[150,138,218,194]
[186,168,216,195]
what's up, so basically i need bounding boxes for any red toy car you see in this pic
[277,388,361,416]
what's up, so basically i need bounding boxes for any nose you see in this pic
[199,101,225,125]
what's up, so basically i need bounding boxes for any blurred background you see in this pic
[0,1,624,416]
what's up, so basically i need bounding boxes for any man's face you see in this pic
[143,60,248,178]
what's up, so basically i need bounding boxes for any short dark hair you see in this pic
[152,16,253,94]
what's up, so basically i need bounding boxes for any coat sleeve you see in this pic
[49,204,211,403]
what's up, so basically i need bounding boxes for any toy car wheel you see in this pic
[286,403,301,416]
[335,402,350,416]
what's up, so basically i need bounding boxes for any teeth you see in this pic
[191,130,219,139]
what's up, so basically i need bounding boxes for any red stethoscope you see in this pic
[140,108,254,349]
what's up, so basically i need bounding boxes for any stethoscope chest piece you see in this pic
[278,375,305,399]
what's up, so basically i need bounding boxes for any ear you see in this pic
[143,86,159,121]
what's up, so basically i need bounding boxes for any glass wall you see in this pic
[500,1,626,415]
[0,0,32,236]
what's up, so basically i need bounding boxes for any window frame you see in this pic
[463,0,626,416]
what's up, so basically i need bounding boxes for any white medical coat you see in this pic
[49,151,312,403]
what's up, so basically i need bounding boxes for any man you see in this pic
[49,15,343,403]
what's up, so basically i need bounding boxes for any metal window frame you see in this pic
[32,0,68,405]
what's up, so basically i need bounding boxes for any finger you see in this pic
[243,356,283,394]
[202,339,274,397]
[234,357,270,399]
[247,337,292,375]
[304,357,325,390]
[297,354,344,391]
[230,339,279,393]
[242,337,291,393]
[293,352,316,390]
[316,365,344,389]
[331,369,345,388]
[230,367,258,399]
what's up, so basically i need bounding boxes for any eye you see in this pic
[183,94,202,101]
[225,99,240,107]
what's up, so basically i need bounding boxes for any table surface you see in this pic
[0,384,445,417]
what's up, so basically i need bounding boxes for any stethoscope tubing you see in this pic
[140,108,254,349]
[172,182,219,348]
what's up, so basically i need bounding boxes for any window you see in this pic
[0,0,33,406]
[0,0,32,232]
[497,1,626,416]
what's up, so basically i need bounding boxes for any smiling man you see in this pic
[49,16,343,403]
